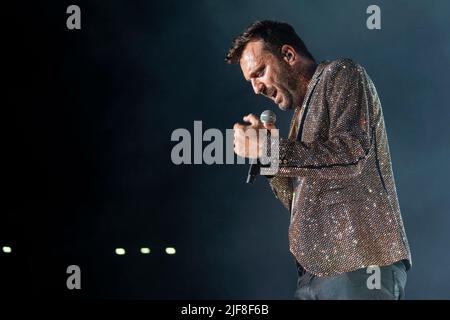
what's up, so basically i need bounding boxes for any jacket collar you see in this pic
[288,61,328,140]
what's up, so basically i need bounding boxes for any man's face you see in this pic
[240,40,300,110]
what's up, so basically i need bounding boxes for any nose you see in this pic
[251,79,264,95]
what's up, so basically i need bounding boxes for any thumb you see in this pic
[243,113,260,127]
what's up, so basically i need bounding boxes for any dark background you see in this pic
[3,0,450,299]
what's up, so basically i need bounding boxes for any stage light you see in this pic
[115,248,126,255]
[165,247,176,255]
[2,246,12,253]
[140,247,151,254]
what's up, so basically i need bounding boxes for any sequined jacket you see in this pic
[266,58,412,276]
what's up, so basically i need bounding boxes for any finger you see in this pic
[234,144,244,157]
[243,113,260,127]
[235,135,245,147]
[233,123,245,130]
[234,145,240,156]
[234,128,245,140]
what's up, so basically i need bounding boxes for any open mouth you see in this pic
[271,89,282,104]
[271,89,277,100]
[275,94,282,104]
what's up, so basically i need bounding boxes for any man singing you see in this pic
[226,20,412,300]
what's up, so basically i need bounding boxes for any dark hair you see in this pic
[225,20,315,64]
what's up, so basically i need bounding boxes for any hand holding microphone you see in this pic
[233,110,277,183]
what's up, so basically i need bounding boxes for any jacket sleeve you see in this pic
[267,175,293,211]
[269,60,375,179]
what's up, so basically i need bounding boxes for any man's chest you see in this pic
[290,87,330,144]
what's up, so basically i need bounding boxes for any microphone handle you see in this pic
[245,127,273,184]
[246,158,260,184]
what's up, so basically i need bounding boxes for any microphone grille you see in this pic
[260,110,276,124]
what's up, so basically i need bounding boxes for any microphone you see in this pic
[246,110,277,184]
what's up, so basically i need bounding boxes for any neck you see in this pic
[301,61,318,85]
[296,61,318,108]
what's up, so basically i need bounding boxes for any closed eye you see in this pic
[247,66,265,81]
[255,67,265,78]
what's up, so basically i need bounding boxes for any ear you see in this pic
[281,45,297,65]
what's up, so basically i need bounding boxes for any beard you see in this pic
[275,63,305,110]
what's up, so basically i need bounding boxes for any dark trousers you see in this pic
[294,260,407,300]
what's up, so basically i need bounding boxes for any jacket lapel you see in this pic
[295,62,327,141]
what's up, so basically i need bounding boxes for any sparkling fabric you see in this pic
[266,58,412,277]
